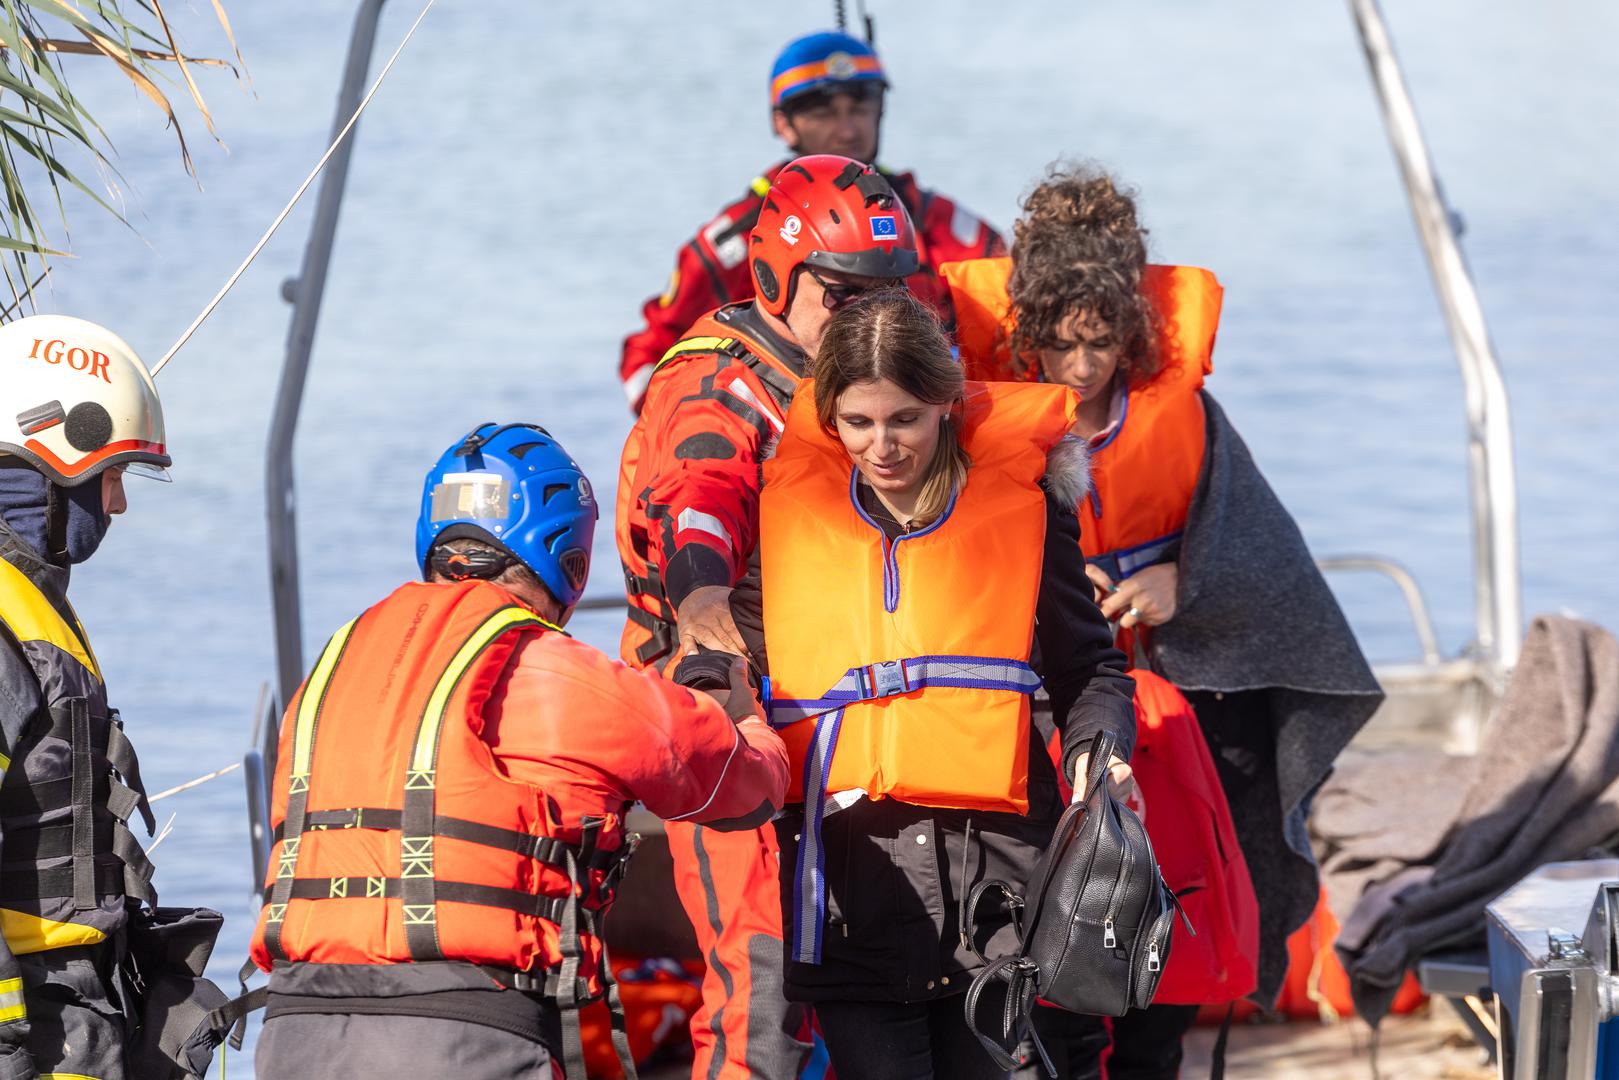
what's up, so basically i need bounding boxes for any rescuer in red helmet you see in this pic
[614,29,1003,412]
[616,154,918,1080]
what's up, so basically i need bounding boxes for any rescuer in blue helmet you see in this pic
[244,422,789,1080]
[615,29,1006,412]
[415,422,598,619]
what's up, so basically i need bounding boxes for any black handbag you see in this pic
[963,731,1184,1075]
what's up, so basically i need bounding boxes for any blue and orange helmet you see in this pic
[770,31,888,111]
[416,423,598,609]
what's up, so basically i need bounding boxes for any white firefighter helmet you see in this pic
[0,314,169,486]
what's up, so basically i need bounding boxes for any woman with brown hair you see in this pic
[747,290,1137,1080]
[943,166,1382,1078]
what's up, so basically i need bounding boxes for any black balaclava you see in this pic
[0,459,110,568]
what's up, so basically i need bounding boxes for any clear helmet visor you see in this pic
[429,472,511,526]
[125,461,172,482]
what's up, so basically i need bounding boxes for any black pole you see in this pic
[265,0,387,709]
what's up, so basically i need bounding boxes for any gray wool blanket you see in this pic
[1327,615,1619,1025]
[1150,393,1383,1006]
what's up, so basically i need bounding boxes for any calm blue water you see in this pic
[23,0,1619,1055]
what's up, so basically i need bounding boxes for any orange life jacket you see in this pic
[761,378,1077,962]
[250,580,629,998]
[616,307,802,675]
[940,257,1223,585]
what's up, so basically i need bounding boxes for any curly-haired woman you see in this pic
[942,165,1383,1078]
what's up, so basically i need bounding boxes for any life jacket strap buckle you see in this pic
[865,659,911,699]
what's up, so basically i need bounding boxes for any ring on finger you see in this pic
[1127,606,1142,620]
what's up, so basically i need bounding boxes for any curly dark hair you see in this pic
[1006,164,1160,386]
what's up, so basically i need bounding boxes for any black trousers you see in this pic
[815,995,1009,1080]
[1108,1004,1201,1079]
[1019,1002,1200,1080]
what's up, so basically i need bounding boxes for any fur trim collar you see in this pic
[1041,434,1092,507]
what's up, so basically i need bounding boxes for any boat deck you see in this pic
[1181,1004,1491,1079]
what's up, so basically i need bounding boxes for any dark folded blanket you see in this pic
[1330,615,1619,1024]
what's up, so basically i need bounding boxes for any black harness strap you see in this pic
[104,716,155,834]
[1,860,123,899]
[112,821,157,905]
[274,808,620,872]
[69,698,95,910]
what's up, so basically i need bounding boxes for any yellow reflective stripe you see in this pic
[291,618,358,778]
[0,908,108,955]
[409,608,551,775]
[41,1074,104,1079]
[0,750,10,772]
[656,336,734,371]
[749,174,772,198]
[0,558,99,680]
[0,975,23,1023]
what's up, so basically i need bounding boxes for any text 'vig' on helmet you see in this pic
[0,314,170,485]
[415,423,599,609]
[769,30,889,110]
[749,154,920,317]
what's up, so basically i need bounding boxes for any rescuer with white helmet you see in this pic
[0,315,222,1079]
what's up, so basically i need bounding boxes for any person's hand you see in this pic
[704,657,766,723]
[1071,752,1144,820]
[1092,562,1179,630]
[676,585,748,656]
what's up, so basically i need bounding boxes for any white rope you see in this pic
[151,0,440,376]
[149,759,241,802]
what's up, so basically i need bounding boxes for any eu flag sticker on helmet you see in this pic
[870,215,898,241]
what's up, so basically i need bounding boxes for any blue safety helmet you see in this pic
[415,422,598,609]
[770,31,888,110]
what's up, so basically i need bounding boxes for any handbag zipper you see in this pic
[1102,821,1134,950]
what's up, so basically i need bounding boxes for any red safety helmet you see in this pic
[749,154,919,317]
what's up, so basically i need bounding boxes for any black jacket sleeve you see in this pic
[1031,491,1137,786]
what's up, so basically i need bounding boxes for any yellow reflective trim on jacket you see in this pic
[0,558,99,680]
[0,750,9,772]
[291,618,359,779]
[409,608,551,775]
[656,336,735,371]
[40,1073,105,1079]
[0,974,23,1023]
[0,907,108,955]
[750,174,772,198]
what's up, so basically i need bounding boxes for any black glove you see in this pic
[674,650,763,722]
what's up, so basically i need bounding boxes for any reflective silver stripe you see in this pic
[793,709,844,964]
[1112,533,1181,579]
[770,657,1041,724]
[0,976,25,1024]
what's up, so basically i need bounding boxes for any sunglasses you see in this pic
[806,266,894,311]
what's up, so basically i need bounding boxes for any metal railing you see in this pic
[1350,0,1523,680]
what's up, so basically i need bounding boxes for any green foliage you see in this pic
[0,0,239,315]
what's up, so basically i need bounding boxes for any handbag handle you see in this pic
[961,878,1024,966]
[1082,729,1121,803]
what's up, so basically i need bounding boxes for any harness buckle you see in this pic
[868,659,909,699]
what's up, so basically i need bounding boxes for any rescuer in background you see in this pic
[616,29,1004,410]
[248,422,788,1079]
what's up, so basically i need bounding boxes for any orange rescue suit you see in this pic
[617,307,801,675]
[761,380,1078,816]
[941,257,1222,583]
[251,580,621,993]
